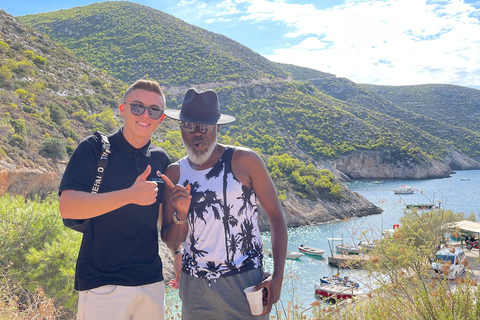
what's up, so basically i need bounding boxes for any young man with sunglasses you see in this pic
[160,88,288,319]
[59,79,171,319]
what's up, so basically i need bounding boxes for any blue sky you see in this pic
[2,0,480,89]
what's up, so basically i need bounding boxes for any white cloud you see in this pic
[173,0,480,88]
[216,0,241,15]
[238,0,480,88]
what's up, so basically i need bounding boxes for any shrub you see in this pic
[0,64,13,80]
[0,40,9,52]
[15,88,29,100]
[0,194,79,319]
[9,118,26,134]
[9,133,24,147]
[41,137,66,160]
[48,103,66,125]
[33,55,47,65]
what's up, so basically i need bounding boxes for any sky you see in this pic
[2,0,480,90]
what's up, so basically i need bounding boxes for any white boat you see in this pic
[286,251,304,260]
[461,178,470,181]
[393,185,415,194]
[358,240,378,253]
[314,283,362,300]
[298,244,325,257]
[336,243,362,255]
[320,275,359,288]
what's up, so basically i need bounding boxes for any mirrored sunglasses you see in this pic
[180,121,216,134]
[129,103,164,120]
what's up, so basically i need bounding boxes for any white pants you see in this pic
[77,281,165,320]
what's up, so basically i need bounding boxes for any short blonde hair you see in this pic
[123,79,165,103]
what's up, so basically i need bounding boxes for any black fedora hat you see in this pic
[164,88,235,124]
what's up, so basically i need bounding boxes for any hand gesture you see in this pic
[161,174,191,218]
[129,165,158,206]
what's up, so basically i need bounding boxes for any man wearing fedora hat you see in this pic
[161,88,287,319]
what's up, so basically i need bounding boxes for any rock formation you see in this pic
[332,150,479,180]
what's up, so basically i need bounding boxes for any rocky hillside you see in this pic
[16,2,480,181]
[0,10,131,198]
[0,9,383,228]
[2,2,480,228]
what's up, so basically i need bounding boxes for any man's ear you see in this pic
[119,103,126,117]
[159,113,166,124]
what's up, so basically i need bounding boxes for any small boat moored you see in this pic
[320,275,360,288]
[393,185,415,194]
[406,203,436,210]
[336,243,362,255]
[286,251,304,260]
[314,282,362,301]
[298,244,326,257]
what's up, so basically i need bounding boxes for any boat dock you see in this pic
[328,254,371,268]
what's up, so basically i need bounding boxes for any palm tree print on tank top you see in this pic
[178,147,263,279]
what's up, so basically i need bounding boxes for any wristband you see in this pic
[173,250,182,256]
[173,211,187,224]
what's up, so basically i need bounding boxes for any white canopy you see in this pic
[452,220,480,234]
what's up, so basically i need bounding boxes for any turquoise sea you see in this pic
[262,169,480,313]
[167,170,480,314]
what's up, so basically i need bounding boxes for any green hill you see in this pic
[0,9,127,171]
[2,1,479,183]
[361,83,480,134]
[18,1,294,86]
[313,78,480,159]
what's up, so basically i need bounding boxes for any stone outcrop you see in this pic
[443,149,480,170]
[0,160,63,198]
[257,185,382,231]
[331,150,480,180]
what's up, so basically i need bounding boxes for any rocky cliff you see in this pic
[0,160,64,198]
[1,159,381,228]
[331,150,480,180]
[257,184,382,231]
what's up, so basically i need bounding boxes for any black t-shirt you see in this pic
[59,128,171,291]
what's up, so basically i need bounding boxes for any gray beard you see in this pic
[182,136,217,166]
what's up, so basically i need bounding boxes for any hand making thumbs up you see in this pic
[130,165,158,206]
[161,174,192,220]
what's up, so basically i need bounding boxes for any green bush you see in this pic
[41,137,66,160]
[9,119,26,134]
[0,194,80,316]
[0,40,9,52]
[9,133,24,147]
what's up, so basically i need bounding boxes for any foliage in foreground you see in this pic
[305,208,480,320]
[0,193,80,319]
[2,194,480,320]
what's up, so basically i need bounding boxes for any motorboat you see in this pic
[358,240,378,253]
[460,178,470,181]
[314,283,362,300]
[298,244,325,257]
[286,251,304,260]
[406,203,436,210]
[393,185,415,194]
[268,251,304,260]
[320,275,359,288]
[335,243,362,255]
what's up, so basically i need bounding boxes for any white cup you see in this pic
[244,285,264,315]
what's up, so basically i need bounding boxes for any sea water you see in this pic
[262,169,480,313]
[166,170,480,315]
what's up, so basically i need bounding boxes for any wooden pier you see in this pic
[327,254,371,268]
